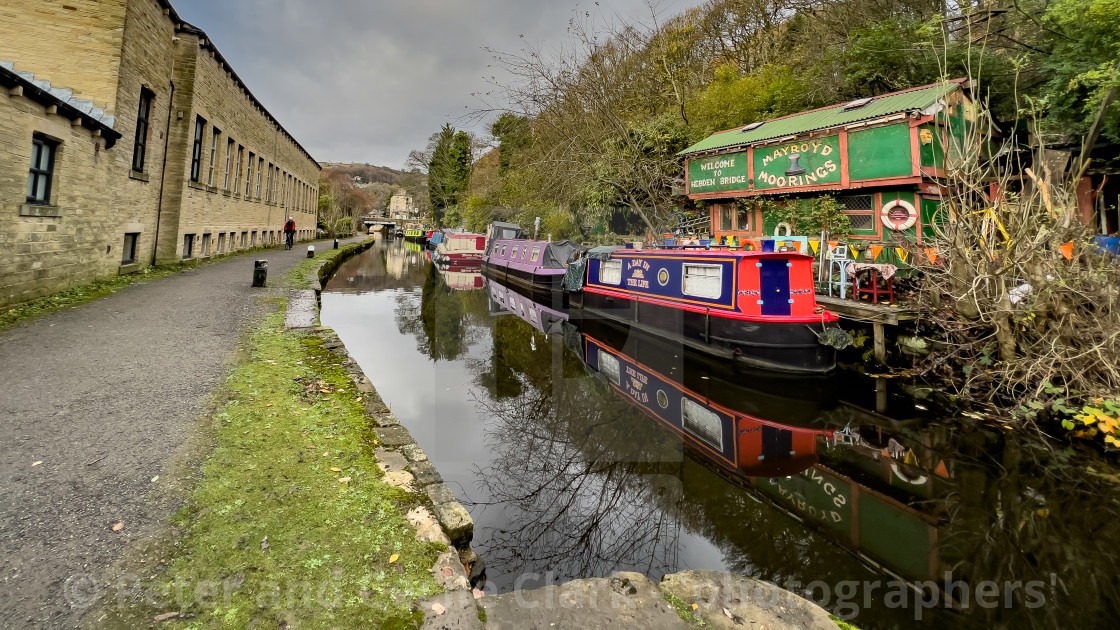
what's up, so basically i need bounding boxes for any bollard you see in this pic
[307,245,315,259]
[333,238,339,249]
[252,260,268,287]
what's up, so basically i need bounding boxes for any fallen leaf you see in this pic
[431,602,446,615]
[266,403,274,407]
[442,567,453,577]
[330,467,342,472]
[355,397,363,403]
[112,522,124,531]
[473,588,485,599]
[153,611,179,621]
[324,435,336,440]
[338,476,351,483]
[723,607,732,619]
[260,536,269,550]
[323,451,329,457]
[389,553,400,563]
[1037,508,1050,518]
[151,476,159,483]
[691,603,699,611]
[31,461,42,467]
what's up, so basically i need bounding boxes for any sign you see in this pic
[880,199,917,231]
[754,135,841,190]
[688,151,750,194]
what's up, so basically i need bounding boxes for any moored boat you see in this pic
[570,248,843,374]
[404,228,427,242]
[433,233,487,266]
[481,222,581,296]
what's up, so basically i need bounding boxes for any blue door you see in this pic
[759,258,791,316]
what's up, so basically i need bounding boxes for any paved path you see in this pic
[0,239,348,628]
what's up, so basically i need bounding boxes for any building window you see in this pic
[241,231,248,247]
[182,234,195,259]
[599,260,622,285]
[201,233,211,256]
[839,195,876,235]
[280,172,287,206]
[735,204,750,232]
[233,145,243,193]
[207,127,220,185]
[223,138,234,189]
[251,230,257,245]
[265,163,273,202]
[217,233,226,253]
[246,152,255,196]
[190,116,205,182]
[719,205,732,231]
[255,157,263,198]
[121,232,139,264]
[683,264,722,299]
[26,135,57,205]
[132,88,154,172]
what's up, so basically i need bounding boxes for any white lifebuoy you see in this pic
[774,222,793,237]
[880,199,918,231]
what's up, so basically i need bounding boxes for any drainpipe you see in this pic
[152,41,178,267]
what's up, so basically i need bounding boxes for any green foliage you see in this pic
[686,64,810,138]
[761,196,851,237]
[490,113,532,175]
[1039,0,1120,140]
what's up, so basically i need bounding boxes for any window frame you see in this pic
[682,398,724,451]
[26,135,57,205]
[255,157,263,198]
[182,234,195,259]
[207,127,220,186]
[599,259,623,285]
[223,138,234,189]
[121,232,140,265]
[132,88,154,172]
[682,263,723,299]
[190,116,206,182]
[838,194,878,237]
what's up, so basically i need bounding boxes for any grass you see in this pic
[100,311,444,628]
[662,591,698,623]
[0,244,290,333]
[830,614,861,630]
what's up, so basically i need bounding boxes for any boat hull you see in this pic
[576,288,836,374]
[482,262,568,307]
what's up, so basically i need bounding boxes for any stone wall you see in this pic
[0,90,119,306]
[0,0,128,115]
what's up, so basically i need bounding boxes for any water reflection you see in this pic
[321,238,1120,630]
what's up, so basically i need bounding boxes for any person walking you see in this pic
[283,216,296,249]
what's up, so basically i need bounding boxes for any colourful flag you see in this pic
[1059,242,1074,260]
[895,247,909,263]
[924,247,939,264]
[870,245,884,261]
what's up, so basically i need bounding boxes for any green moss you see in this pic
[662,591,696,623]
[102,311,443,628]
[477,606,487,623]
[830,614,861,630]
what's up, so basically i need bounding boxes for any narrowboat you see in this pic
[571,249,842,374]
[486,277,569,336]
[433,233,487,266]
[582,325,839,478]
[404,228,427,242]
[427,230,445,251]
[481,230,581,295]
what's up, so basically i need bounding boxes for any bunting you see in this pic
[870,245,884,261]
[1059,242,1074,260]
[924,247,939,264]
[895,247,909,263]
[809,240,821,254]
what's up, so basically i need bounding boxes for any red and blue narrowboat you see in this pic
[573,248,841,374]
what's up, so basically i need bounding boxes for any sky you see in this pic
[173,0,702,169]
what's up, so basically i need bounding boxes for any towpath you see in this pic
[0,239,350,629]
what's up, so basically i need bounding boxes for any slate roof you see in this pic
[678,78,967,156]
[0,61,121,147]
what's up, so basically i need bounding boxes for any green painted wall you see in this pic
[754,135,841,190]
[921,197,942,240]
[918,123,945,170]
[688,151,750,195]
[847,123,913,181]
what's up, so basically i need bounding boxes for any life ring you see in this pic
[774,222,793,237]
[880,199,918,231]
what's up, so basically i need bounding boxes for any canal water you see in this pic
[321,235,1119,630]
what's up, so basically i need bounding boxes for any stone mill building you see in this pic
[0,0,321,308]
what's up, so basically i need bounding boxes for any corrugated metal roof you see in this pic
[679,79,965,156]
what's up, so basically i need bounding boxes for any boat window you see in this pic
[598,351,621,385]
[531,247,540,262]
[529,309,538,325]
[682,264,722,299]
[599,260,622,285]
[512,245,519,257]
[682,398,723,451]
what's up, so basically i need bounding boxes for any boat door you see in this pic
[758,258,791,316]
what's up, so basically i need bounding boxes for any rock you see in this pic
[409,461,443,487]
[658,570,836,630]
[401,443,428,463]
[370,411,400,427]
[382,470,415,491]
[374,425,413,447]
[479,571,687,630]
[418,591,484,630]
[406,506,451,546]
[433,501,473,547]
[425,483,457,506]
[430,548,471,591]
[373,449,409,474]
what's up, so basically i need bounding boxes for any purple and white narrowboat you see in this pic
[481,222,581,296]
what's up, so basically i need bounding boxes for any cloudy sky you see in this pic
[174,0,701,169]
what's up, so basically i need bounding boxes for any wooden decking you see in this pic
[816,295,920,363]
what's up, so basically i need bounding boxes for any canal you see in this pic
[321,236,1119,630]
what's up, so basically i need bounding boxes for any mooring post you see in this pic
[307,245,315,259]
[252,260,268,287]
[873,322,886,364]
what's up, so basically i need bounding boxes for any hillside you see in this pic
[319,162,410,186]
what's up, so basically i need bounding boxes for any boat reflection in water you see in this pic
[439,265,484,291]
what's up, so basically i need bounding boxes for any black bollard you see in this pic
[307,245,315,258]
[252,260,268,287]
[333,238,339,249]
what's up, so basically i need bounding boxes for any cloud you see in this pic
[171,0,698,168]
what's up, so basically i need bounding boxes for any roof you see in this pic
[0,62,122,148]
[678,79,967,156]
[155,0,320,169]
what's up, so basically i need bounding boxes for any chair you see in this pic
[827,243,850,299]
